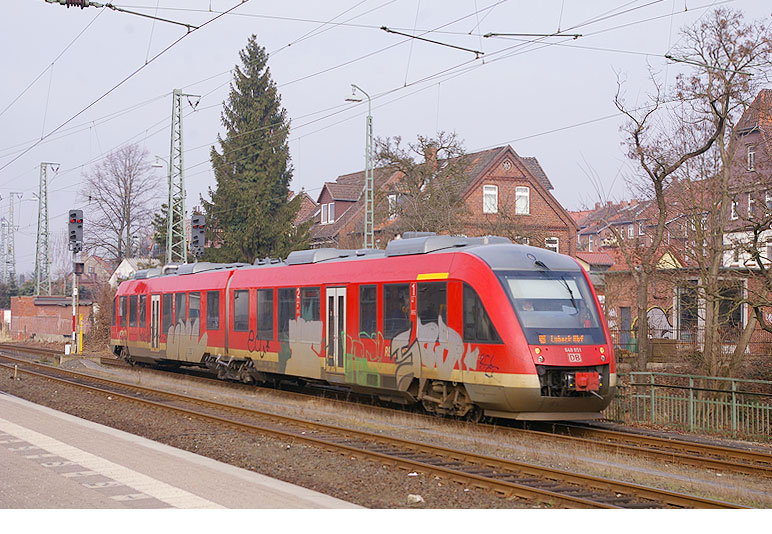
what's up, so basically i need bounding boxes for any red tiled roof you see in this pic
[575,251,614,266]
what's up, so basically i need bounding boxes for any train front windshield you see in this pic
[499,270,606,345]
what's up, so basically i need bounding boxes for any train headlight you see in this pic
[599,347,605,354]
[538,355,544,363]
[534,348,541,355]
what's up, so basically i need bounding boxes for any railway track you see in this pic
[0,349,746,509]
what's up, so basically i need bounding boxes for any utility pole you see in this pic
[7,192,21,288]
[35,162,58,296]
[345,84,374,249]
[166,89,199,265]
[0,216,6,285]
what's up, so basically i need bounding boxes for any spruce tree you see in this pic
[202,35,307,263]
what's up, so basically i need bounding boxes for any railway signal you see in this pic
[191,214,205,258]
[68,209,83,253]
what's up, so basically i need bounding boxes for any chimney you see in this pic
[424,144,439,173]
[607,201,613,207]
[594,202,600,210]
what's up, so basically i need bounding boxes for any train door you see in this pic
[325,287,346,373]
[150,294,161,352]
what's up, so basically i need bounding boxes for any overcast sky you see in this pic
[1,0,770,275]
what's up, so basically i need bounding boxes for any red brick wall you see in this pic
[464,157,577,255]
[10,297,93,340]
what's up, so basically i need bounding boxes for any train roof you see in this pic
[126,234,580,284]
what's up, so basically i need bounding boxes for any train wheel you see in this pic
[465,405,484,423]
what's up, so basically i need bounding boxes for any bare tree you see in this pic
[375,132,470,236]
[81,144,160,263]
[612,8,772,370]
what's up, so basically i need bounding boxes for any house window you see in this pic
[749,193,755,216]
[677,282,699,341]
[320,204,328,224]
[483,185,498,214]
[747,145,756,171]
[516,236,530,245]
[766,241,772,263]
[388,194,397,220]
[638,222,645,236]
[515,187,530,215]
[731,199,739,220]
[627,225,634,239]
[328,203,335,223]
[588,237,593,252]
[545,237,559,253]
[766,191,772,210]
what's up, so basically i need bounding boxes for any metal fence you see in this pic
[604,372,772,440]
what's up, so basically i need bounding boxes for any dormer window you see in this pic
[321,204,328,224]
[320,202,335,225]
[747,145,756,171]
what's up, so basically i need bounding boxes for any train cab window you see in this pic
[256,289,274,340]
[301,287,320,321]
[359,285,377,338]
[278,288,296,341]
[189,292,201,335]
[129,296,138,327]
[119,296,127,328]
[112,298,117,326]
[463,283,501,344]
[233,290,249,332]
[206,291,220,330]
[175,293,187,325]
[383,284,410,339]
[417,282,447,327]
[139,295,146,328]
[162,294,173,333]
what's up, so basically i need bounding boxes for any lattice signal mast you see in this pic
[35,163,58,296]
[166,89,200,265]
[4,192,22,286]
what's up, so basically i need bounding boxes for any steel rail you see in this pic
[0,354,743,509]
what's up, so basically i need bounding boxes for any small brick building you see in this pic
[10,296,93,342]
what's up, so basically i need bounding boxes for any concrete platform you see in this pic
[0,393,359,509]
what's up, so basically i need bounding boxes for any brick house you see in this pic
[10,296,93,342]
[571,89,772,363]
[309,145,577,254]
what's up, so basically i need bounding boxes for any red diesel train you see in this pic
[110,235,616,421]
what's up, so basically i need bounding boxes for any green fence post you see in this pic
[731,380,737,435]
[650,373,656,424]
[689,376,694,432]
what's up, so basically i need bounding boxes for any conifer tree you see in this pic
[202,35,307,263]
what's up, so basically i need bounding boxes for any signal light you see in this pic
[68,209,83,253]
[191,214,205,258]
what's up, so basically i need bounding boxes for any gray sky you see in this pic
[1,0,770,275]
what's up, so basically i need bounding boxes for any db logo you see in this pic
[568,354,582,363]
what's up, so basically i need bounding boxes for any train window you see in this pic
[206,291,220,330]
[359,285,377,338]
[301,287,320,321]
[129,296,138,327]
[233,290,249,332]
[383,284,410,339]
[119,296,127,327]
[175,293,187,325]
[139,295,146,328]
[417,282,447,326]
[256,289,274,341]
[112,298,117,326]
[162,294,173,333]
[189,292,201,336]
[277,288,296,341]
[463,283,501,344]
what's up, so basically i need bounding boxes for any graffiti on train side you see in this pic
[166,319,207,363]
[388,316,480,387]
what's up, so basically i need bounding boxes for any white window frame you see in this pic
[388,194,397,220]
[747,145,756,171]
[515,186,530,215]
[638,222,645,236]
[731,199,739,220]
[627,225,634,239]
[482,185,498,214]
[328,202,335,224]
[321,203,328,225]
[766,190,772,210]
[545,237,559,253]
[749,192,755,216]
[588,236,593,252]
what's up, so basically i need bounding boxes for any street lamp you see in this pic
[153,155,173,264]
[345,84,374,249]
